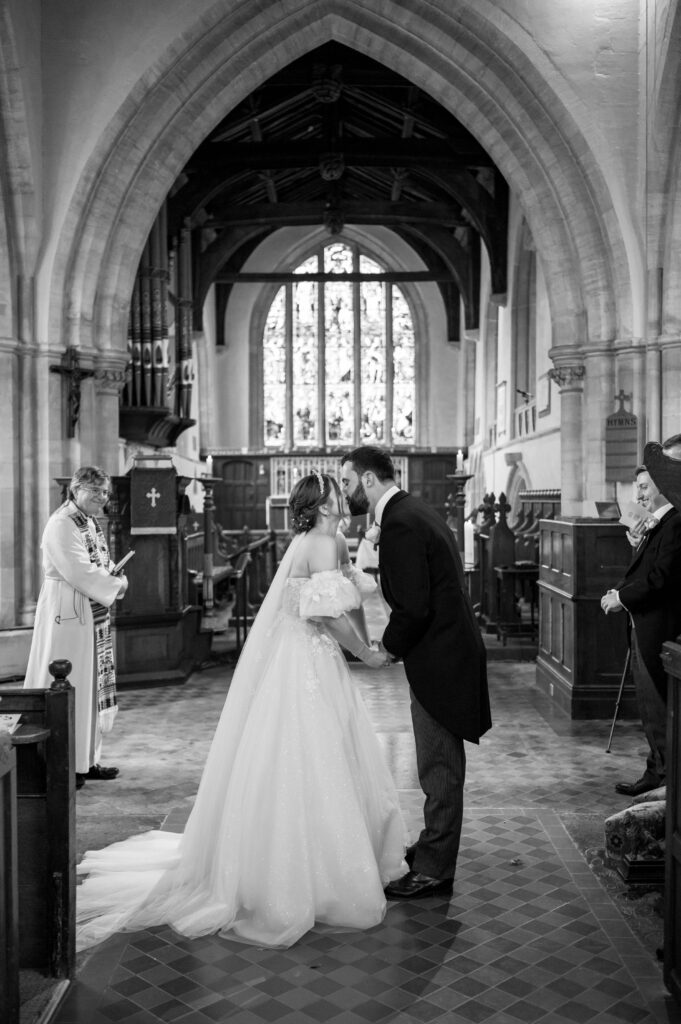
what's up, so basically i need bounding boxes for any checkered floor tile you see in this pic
[55,802,676,1024]
[45,599,680,1024]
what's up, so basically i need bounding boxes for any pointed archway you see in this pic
[49,0,628,359]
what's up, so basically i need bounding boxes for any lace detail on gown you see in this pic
[76,567,407,951]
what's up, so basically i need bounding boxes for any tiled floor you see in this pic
[51,597,680,1024]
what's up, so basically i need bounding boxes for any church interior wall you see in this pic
[2,0,681,659]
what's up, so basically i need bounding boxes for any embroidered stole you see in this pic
[68,507,118,729]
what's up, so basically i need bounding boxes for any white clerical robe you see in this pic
[24,504,124,773]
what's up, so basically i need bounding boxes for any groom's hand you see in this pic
[378,640,399,663]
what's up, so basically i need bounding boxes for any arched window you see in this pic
[263,241,415,449]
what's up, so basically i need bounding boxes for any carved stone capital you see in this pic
[94,367,128,395]
[548,364,585,390]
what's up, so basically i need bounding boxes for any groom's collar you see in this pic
[374,485,401,526]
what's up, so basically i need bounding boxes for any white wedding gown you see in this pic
[76,536,407,950]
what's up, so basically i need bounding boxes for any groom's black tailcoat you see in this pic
[617,507,681,696]
[379,491,491,743]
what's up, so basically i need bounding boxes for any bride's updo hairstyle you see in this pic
[289,471,341,534]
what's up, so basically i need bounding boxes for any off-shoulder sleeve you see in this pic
[299,570,362,618]
[340,563,377,598]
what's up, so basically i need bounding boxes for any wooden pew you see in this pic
[0,730,19,1023]
[0,660,75,991]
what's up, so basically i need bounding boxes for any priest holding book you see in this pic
[24,466,129,790]
[601,462,681,797]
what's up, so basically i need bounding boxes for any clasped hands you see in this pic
[361,640,395,669]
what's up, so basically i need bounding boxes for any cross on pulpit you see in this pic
[50,347,95,437]
[614,389,632,413]
[146,487,161,508]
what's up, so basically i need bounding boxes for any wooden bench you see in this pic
[0,730,19,1023]
[0,661,75,991]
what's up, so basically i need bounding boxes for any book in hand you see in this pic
[111,550,135,576]
[0,713,21,735]
[619,501,654,532]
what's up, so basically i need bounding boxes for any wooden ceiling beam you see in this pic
[187,139,493,170]
[208,201,468,227]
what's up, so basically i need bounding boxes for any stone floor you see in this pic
[29,585,679,1024]
[43,661,679,1024]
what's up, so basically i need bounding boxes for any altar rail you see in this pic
[184,528,279,651]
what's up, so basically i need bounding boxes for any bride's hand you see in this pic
[360,645,391,668]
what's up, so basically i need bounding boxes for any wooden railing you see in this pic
[182,527,279,652]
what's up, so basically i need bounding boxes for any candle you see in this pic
[464,519,475,567]
[456,449,464,472]
[206,455,213,475]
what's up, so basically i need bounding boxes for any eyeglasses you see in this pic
[81,486,111,499]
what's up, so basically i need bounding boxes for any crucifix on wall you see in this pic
[50,347,95,437]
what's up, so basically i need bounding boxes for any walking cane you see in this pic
[605,647,631,753]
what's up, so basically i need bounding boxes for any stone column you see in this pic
[0,341,24,625]
[93,357,128,474]
[548,357,586,516]
[659,335,681,442]
[194,330,217,454]
[582,346,616,503]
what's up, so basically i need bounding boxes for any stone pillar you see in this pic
[195,330,217,454]
[548,357,586,516]
[93,357,128,474]
[582,346,616,503]
[659,335,681,442]
[0,341,22,626]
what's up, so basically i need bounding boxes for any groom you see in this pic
[341,446,491,899]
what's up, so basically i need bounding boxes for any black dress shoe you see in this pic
[75,773,86,790]
[86,764,119,780]
[384,871,453,900]
[614,777,660,797]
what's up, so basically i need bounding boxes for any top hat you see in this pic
[644,441,681,513]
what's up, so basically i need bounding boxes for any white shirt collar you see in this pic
[374,485,400,526]
[652,502,673,522]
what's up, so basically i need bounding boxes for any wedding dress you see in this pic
[76,533,407,950]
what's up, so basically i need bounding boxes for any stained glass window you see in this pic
[263,242,416,448]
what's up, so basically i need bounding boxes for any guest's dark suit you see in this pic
[379,490,491,879]
[617,507,681,783]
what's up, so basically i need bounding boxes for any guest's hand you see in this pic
[600,589,623,614]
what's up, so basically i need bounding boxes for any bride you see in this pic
[76,470,408,950]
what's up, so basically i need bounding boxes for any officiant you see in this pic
[600,461,681,797]
[24,466,129,789]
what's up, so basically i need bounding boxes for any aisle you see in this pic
[51,653,678,1024]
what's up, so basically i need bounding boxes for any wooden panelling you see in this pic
[662,641,681,1010]
[537,519,634,718]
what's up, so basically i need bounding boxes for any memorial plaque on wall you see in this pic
[605,395,638,482]
[130,467,177,534]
